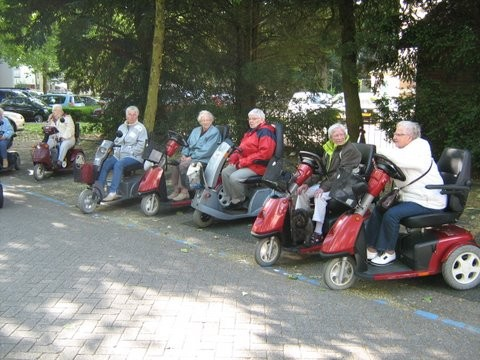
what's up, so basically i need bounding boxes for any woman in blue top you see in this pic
[0,108,15,169]
[168,110,221,201]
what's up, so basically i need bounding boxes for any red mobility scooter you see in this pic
[252,147,480,291]
[137,130,192,216]
[32,123,85,180]
[138,126,230,217]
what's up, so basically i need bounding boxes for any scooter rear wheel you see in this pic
[33,163,46,181]
[442,245,480,290]
[323,256,356,290]
[255,236,281,267]
[193,209,213,228]
[14,155,20,170]
[78,188,98,214]
[74,152,86,167]
[141,193,160,216]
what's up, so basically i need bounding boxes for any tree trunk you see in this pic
[338,0,362,142]
[233,0,259,133]
[144,0,166,134]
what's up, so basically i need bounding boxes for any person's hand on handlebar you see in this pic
[297,184,308,194]
[313,188,324,198]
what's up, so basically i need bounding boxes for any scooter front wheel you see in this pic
[193,209,213,228]
[323,256,356,290]
[78,189,98,214]
[442,245,480,290]
[33,163,46,181]
[255,236,281,267]
[140,193,160,216]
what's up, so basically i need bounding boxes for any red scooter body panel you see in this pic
[165,140,180,157]
[68,148,84,163]
[299,213,365,255]
[251,197,290,237]
[138,166,164,193]
[367,168,391,197]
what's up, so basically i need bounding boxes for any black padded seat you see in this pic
[401,148,472,229]
[352,143,376,180]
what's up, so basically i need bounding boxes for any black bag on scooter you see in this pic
[329,167,368,209]
[376,187,400,213]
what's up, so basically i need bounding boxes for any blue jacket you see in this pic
[181,125,221,164]
[0,116,14,139]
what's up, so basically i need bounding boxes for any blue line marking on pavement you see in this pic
[442,318,465,328]
[268,266,480,335]
[16,188,68,206]
[415,310,439,320]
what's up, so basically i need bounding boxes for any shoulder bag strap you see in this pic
[399,159,433,190]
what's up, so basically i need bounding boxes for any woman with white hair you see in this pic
[46,104,76,167]
[295,123,361,246]
[167,110,221,201]
[365,120,446,266]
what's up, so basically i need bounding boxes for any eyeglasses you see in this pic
[393,133,409,137]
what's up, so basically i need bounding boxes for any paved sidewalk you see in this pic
[0,183,479,359]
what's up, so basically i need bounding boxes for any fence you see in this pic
[358,123,395,150]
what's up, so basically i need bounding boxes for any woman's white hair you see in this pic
[248,108,265,120]
[327,123,348,139]
[397,120,421,139]
[197,110,214,123]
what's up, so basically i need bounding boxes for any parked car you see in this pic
[3,111,25,131]
[332,92,378,121]
[0,88,29,102]
[287,91,333,114]
[39,93,85,108]
[0,96,50,123]
[78,95,105,107]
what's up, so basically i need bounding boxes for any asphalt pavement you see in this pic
[0,138,479,359]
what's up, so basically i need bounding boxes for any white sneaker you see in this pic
[371,252,396,266]
[103,192,120,202]
[367,249,378,260]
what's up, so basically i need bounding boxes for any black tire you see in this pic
[254,236,281,267]
[442,245,480,290]
[33,163,46,181]
[74,152,86,167]
[140,193,160,216]
[14,155,20,170]
[323,256,356,290]
[33,114,44,123]
[193,209,213,228]
[77,189,98,214]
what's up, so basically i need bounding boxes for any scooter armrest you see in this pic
[425,183,471,194]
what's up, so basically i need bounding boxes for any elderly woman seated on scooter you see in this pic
[46,104,76,168]
[365,120,447,266]
[167,110,221,201]
[98,105,148,202]
[295,123,361,246]
[0,107,15,169]
[221,108,276,210]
